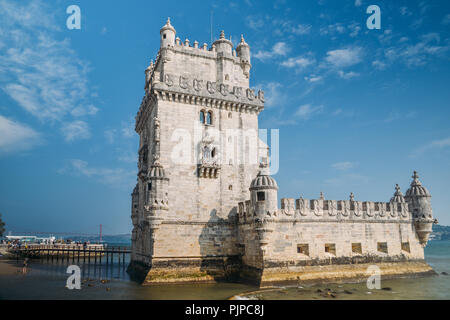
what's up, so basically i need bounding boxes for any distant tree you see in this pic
[0,213,5,237]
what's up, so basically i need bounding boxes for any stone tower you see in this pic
[405,171,436,246]
[129,18,266,283]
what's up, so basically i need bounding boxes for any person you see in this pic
[22,258,29,274]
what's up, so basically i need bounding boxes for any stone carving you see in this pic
[207,81,216,94]
[179,75,189,89]
[258,90,264,102]
[153,117,160,142]
[233,86,242,98]
[193,79,203,91]
[246,88,254,100]
[219,83,228,96]
[164,73,173,86]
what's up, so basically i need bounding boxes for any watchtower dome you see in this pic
[160,17,176,48]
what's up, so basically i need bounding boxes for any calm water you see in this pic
[0,241,449,300]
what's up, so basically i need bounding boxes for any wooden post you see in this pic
[106,249,109,265]
[95,248,97,265]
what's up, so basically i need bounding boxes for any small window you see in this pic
[377,242,388,254]
[206,111,212,125]
[310,200,315,210]
[257,192,265,201]
[133,204,138,208]
[147,182,152,191]
[200,111,205,124]
[362,202,367,211]
[211,148,216,158]
[401,242,410,253]
[228,112,232,119]
[325,243,336,255]
[228,185,233,191]
[337,201,342,211]
[297,244,309,256]
[352,243,362,254]
[225,74,229,80]
[163,33,167,39]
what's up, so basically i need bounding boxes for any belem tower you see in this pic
[128,19,438,286]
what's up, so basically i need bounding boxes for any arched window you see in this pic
[211,148,216,158]
[200,111,205,124]
[206,111,212,125]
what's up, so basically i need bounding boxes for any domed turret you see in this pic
[405,171,436,247]
[160,17,176,48]
[212,30,233,56]
[391,184,405,203]
[236,34,251,78]
[250,163,278,217]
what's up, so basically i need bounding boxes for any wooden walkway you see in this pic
[9,244,130,265]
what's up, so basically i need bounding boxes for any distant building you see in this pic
[128,19,437,286]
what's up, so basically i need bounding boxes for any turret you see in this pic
[212,30,233,56]
[160,17,176,48]
[250,163,278,217]
[405,171,437,246]
[236,34,251,78]
[144,156,169,231]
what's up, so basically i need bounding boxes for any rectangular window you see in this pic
[352,243,362,254]
[297,244,309,256]
[147,182,152,191]
[401,242,410,253]
[337,201,342,211]
[257,192,265,201]
[377,242,388,254]
[362,202,367,211]
[324,243,336,255]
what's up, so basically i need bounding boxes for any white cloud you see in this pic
[337,70,360,79]
[0,0,96,143]
[0,114,41,153]
[372,60,387,70]
[291,24,312,35]
[295,104,324,120]
[62,120,91,142]
[442,14,450,25]
[331,161,355,171]
[325,47,363,68]
[304,75,322,83]
[60,159,135,186]
[281,56,314,70]
[247,16,265,30]
[261,82,283,108]
[400,7,412,16]
[410,137,450,157]
[254,42,289,61]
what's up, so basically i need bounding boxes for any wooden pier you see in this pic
[9,244,130,265]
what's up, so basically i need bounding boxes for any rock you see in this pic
[441,272,448,275]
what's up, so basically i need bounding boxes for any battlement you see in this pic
[238,197,411,223]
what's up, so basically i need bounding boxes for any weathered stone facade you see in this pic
[128,19,437,286]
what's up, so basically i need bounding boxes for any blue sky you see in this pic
[0,0,449,234]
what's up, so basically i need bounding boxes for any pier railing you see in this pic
[8,244,130,265]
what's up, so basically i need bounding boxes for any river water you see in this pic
[1,241,449,300]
